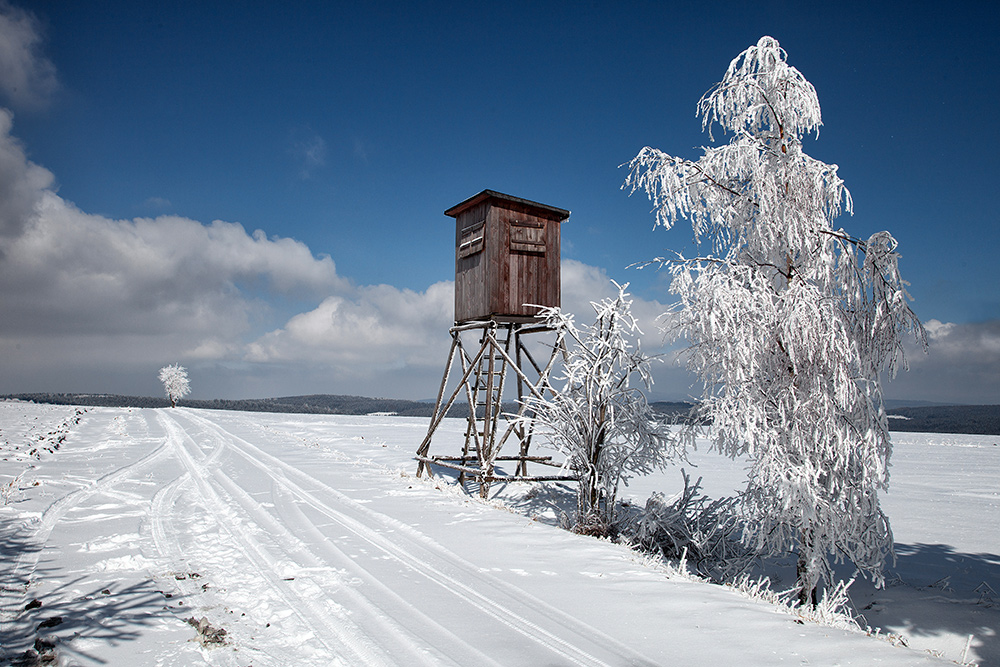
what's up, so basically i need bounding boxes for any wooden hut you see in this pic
[417,189,574,496]
[446,189,570,323]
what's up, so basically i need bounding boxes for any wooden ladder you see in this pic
[459,326,511,485]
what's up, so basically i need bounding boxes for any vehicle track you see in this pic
[1,411,175,656]
[156,411,397,666]
[167,408,659,667]
[154,409,500,666]
[1,434,171,630]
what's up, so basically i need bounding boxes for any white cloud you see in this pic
[246,281,454,371]
[0,2,58,110]
[923,318,955,340]
[290,128,327,179]
[142,196,172,211]
[235,258,686,401]
[881,319,1000,404]
[0,110,349,394]
[1,198,346,335]
[0,109,52,239]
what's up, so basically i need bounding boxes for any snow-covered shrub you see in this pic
[625,36,925,605]
[728,574,864,631]
[2,470,26,505]
[624,469,750,579]
[524,284,679,534]
[158,364,191,408]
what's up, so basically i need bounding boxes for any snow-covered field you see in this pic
[0,402,996,666]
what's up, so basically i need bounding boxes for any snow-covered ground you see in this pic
[0,402,995,666]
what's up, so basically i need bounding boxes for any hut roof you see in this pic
[444,189,570,221]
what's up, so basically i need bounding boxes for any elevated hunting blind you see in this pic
[448,189,569,323]
[417,189,574,497]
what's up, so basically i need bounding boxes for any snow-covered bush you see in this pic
[2,470,26,505]
[625,469,749,579]
[625,37,925,605]
[158,364,191,408]
[524,284,678,535]
[727,574,865,633]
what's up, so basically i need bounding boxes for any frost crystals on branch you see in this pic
[158,363,191,408]
[524,283,678,536]
[624,36,925,605]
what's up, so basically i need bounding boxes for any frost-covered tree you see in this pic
[158,363,191,408]
[625,37,924,604]
[525,284,678,535]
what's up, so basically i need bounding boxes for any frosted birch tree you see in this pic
[158,363,191,408]
[625,37,924,604]
[526,284,677,535]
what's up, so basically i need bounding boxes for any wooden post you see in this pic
[415,320,574,495]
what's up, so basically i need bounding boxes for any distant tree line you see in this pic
[650,401,1000,436]
[3,393,997,435]
[1,393,445,416]
[2,393,520,419]
[884,405,1000,436]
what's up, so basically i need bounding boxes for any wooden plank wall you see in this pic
[496,209,558,318]
[454,198,562,323]
[454,201,489,322]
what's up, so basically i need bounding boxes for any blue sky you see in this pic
[1,0,998,404]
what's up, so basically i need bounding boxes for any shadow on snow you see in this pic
[868,543,999,665]
[0,517,186,666]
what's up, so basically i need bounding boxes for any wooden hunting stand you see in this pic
[415,190,575,497]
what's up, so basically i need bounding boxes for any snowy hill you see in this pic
[0,403,996,665]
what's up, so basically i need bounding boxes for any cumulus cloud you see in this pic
[246,281,454,371]
[237,258,684,400]
[561,259,672,350]
[3,203,345,332]
[0,109,52,239]
[883,319,1000,404]
[0,2,58,109]
[0,111,349,393]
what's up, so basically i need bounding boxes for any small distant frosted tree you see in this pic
[526,284,678,535]
[158,364,191,408]
[625,37,924,604]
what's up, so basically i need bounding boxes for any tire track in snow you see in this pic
[1,417,171,633]
[148,444,298,666]
[215,466,486,666]
[157,410,402,666]
[147,416,228,566]
[265,480,503,667]
[147,412,228,571]
[155,410,497,666]
[173,408,660,667]
[148,473,188,567]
